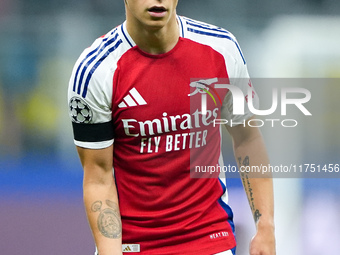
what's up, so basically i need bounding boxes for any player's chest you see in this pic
[111,44,229,138]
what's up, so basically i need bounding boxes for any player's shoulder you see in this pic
[70,23,134,99]
[179,16,236,40]
[178,16,246,65]
[75,24,130,71]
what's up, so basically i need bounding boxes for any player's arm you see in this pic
[226,118,276,255]
[77,145,122,255]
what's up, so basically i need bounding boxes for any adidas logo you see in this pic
[123,245,132,252]
[118,88,147,108]
[122,244,140,253]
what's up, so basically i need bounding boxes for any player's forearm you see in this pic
[233,132,274,229]
[228,122,276,254]
[239,172,275,229]
[83,177,122,255]
[235,139,276,254]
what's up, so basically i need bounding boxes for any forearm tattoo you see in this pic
[238,156,262,223]
[91,200,122,239]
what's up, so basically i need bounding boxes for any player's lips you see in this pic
[147,6,167,18]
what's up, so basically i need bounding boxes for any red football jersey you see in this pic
[68,16,257,255]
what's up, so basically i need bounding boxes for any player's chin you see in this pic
[144,20,169,30]
[144,13,171,25]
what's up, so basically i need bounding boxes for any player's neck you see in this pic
[126,15,179,55]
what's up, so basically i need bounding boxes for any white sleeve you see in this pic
[220,39,259,125]
[67,39,115,149]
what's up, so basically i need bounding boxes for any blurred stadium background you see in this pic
[0,0,339,254]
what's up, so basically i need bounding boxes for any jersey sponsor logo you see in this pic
[118,88,147,108]
[122,110,217,153]
[69,97,93,123]
[122,109,218,153]
[122,244,140,252]
[122,109,218,138]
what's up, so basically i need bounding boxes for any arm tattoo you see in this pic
[239,156,262,223]
[91,200,122,239]
[254,209,262,223]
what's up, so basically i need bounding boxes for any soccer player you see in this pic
[68,1,276,254]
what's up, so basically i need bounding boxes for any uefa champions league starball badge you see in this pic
[69,97,93,123]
